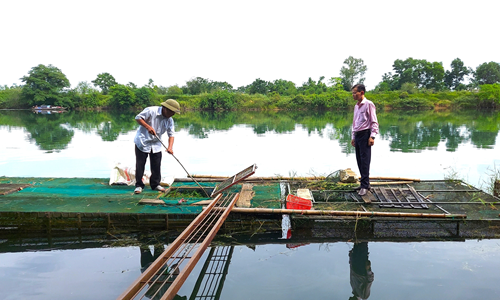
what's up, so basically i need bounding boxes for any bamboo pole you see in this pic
[211,207,466,219]
[368,176,420,182]
[186,175,420,182]
[370,181,415,185]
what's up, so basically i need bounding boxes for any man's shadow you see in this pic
[348,242,374,300]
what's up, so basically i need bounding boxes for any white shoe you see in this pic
[154,185,166,192]
[358,188,368,196]
[134,187,143,194]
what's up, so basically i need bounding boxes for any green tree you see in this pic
[183,77,212,95]
[248,78,270,94]
[445,58,471,90]
[109,84,136,108]
[91,73,117,95]
[328,77,344,92]
[339,56,367,91]
[163,85,183,97]
[0,85,25,108]
[210,81,233,91]
[298,77,328,94]
[475,62,500,85]
[199,90,237,110]
[390,58,445,90]
[20,64,71,107]
[69,81,106,108]
[269,79,297,96]
[135,86,154,107]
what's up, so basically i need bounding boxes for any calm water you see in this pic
[1,109,500,299]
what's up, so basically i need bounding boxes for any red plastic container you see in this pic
[286,194,312,210]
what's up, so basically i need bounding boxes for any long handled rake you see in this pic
[154,134,210,198]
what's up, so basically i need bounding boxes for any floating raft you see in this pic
[1,175,499,234]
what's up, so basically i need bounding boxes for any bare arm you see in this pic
[167,136,174,154]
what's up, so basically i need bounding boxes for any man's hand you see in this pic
[351,139,355,147]
[368,137,375,146]
[166,147,173,155]
[147,126,156,136]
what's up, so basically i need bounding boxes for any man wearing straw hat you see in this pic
[133,99,181,194]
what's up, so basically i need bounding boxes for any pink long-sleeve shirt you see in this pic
[351,98,379,140]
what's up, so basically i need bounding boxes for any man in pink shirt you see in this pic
[350,84,379,196]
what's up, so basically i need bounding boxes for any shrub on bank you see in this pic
[199,90,237,110]
[0,86,25,109]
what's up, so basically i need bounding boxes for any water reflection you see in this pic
[137,241,233,300]
[349,242,374,300]
[0,109,498,152]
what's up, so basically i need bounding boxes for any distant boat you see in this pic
[32,105,67,114]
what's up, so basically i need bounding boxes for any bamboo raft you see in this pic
[1,172,500,236]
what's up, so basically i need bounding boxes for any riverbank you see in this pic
[2,84,500,111]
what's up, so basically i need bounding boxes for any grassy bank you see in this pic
[2,84,500,111]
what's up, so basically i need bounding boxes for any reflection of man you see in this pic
[140,244,185,300]
[350,84,379,196]
[134,99,181,194]
[348,242,374,300]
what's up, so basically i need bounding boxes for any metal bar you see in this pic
[145,194,232,299]
[117,194,223,300]
[161,193,240,300]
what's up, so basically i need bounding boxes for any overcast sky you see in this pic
[1,0,498,90]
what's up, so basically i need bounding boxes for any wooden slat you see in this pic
[138,199,165,205]
[407,186,428,209]
[236,184,254,208]
[0,184,31,196]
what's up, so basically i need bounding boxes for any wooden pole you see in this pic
[370,181,415,185]
[209,207,466,219]
[368,176,420,182]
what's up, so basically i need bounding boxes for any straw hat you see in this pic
[161,99,181,114]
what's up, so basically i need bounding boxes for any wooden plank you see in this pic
[408,186,428,209]
[370,181,414,186]
[0,184,31,196]
[360,190,373,204]
[191,200,214,206]
[379,188,394,207]
[236,184,254,208]
[139,199,166,205]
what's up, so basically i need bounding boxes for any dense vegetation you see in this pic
[1,57,500,111]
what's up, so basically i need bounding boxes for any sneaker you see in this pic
[134,187,143,194]
[154,185,166,192]
[358,188,368,196]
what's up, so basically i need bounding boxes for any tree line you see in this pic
[1,57,499,110]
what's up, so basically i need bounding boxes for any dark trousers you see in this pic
[354,129,371,189]
[135,145,162,190]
